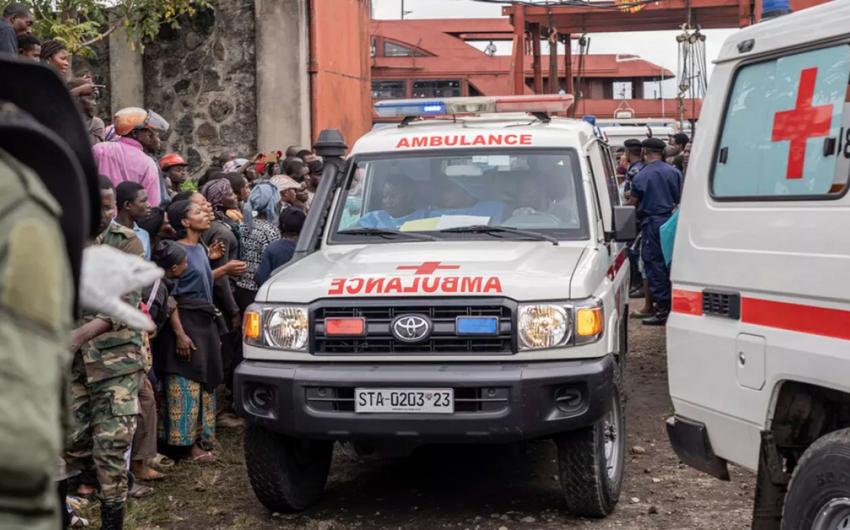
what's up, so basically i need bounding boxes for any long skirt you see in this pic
[157,374,216,448]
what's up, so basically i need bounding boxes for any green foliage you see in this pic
[19,0,210,56]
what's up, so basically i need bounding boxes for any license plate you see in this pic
[355,388,454,414]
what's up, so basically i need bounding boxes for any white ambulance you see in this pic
[235,95,636,516]
[665,1,850,528]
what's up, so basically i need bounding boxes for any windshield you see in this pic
[330,149,589,244]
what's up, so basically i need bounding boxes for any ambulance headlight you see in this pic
[244,304,309,352]
[518,304,570,350]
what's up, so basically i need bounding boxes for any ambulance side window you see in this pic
[712,44,850,199]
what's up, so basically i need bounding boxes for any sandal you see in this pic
[129,484,155,499]
[151,454,175,469]
[184,451,216,463]
[630,308,655,319]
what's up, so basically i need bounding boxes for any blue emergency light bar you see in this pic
[374,95,574,119]
[761,0,792,20]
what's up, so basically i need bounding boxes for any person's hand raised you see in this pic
[208,240,226,261]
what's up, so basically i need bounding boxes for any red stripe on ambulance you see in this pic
[396,134,532,149]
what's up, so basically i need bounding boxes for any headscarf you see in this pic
[152,240,188,271]
[167,200,194,239]
[201,178,232,209]
[244,180,280,228]
[201,178,241,241]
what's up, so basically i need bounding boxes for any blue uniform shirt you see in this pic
[631,160,683,223]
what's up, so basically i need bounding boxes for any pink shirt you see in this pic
[93,137,162,206]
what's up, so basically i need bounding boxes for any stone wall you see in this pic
[143,0,257,176]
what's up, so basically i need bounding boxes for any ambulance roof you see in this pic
[717,0,850,64]
[350,115,597,156]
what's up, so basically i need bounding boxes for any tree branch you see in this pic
[80,21,118,47]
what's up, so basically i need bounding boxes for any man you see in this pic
[160,153,188,197]
[285,145,302,158]
[286,160,309,184]
[68,77,106,145]
[357,174,426,229]
[666,132,689,164]
[17,33,39,59]
[682,139,692,176]
[93,107,168,207]
[297,148,315,163]
[115,181,152,258]
[0,2,33,56]
[66,189,148,528]
[218,151,236,168]
[306,159,323,207]
[627,137,684,326]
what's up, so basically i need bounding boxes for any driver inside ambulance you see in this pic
[356,173,427,229]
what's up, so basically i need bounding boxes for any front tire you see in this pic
[781,428,850,529]
[556,367,625,518]
[244,423,334,512]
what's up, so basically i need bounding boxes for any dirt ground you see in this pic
[105,320,755,530]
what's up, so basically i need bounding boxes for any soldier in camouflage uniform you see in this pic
[0,58,102,530]
[65,220,147,529]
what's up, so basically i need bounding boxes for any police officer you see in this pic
[628,137,683,326]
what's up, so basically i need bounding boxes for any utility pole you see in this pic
[401,0,412,19]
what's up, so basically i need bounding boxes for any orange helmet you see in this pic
[159,153,187,171]
[113,107,169,137]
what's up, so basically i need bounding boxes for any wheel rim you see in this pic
[813,498,850,530]
[603,393,623,483]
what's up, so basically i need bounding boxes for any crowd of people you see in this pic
[4,7,317,527]
[77,129,314,528]
[614,133,688,327]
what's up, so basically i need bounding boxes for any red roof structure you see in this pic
[371,19,689,122]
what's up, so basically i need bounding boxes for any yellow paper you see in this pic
[399,218,440,232]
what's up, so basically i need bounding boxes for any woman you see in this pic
[235,181,281,312]
[155,200,242,461]
[40,39,69,78]
[174,190,215,223]
[200,178,244,331]
[137,205,176,246]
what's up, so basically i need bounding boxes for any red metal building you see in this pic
[371,18,695,123]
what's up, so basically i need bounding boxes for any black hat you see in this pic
[0,55,100,311]
[642,138,667,152]
[624,139,643,149]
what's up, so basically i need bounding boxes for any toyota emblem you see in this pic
[391,314,432,343]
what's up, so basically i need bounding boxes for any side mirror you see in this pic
[608,206,637,242]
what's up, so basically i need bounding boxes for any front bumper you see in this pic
[235,355,615,442]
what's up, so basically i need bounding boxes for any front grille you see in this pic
[702,290,741,320]
[304,386,510,414]
[312,300,514,355]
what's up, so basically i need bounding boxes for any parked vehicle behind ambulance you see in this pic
[665,1,850,528]
[235,95,637,517]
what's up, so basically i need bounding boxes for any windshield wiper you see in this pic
[439,225,559,246]
[338,227,438,241]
